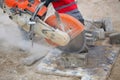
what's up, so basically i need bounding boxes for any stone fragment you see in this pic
[109,33,120,44]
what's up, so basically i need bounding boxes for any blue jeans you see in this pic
[66,9,84,25]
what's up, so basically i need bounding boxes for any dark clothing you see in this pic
[41,0,84,24]
[66,9,84,24]
[41,0,54,7]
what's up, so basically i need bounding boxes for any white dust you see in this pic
[0,9,52,58]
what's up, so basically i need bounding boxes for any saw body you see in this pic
[0,0,85,52]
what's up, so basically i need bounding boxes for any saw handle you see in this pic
[4,0,47,17]
[30,1,46,20]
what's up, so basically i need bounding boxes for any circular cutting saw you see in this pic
[0,0,86,53]
[45,12,86,53]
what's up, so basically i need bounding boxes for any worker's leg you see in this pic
[66,9,84,25]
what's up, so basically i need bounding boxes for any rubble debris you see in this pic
[94,29,105,39]
[102,18,114,33]
[109,33,120,44]
[85,30,96,46]
[84,18,114,47]
[85,28,105,47]
[85,18,114,33]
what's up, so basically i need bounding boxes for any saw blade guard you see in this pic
[45,13,86,52]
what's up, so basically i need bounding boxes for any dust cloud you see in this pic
[0,9,52,58]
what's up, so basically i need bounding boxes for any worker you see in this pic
[41,0,84,25]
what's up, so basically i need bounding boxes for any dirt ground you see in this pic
[0,0,120,80]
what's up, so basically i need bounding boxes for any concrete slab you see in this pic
[36,46,120,80]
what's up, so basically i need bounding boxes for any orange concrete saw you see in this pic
[0,0,86,52]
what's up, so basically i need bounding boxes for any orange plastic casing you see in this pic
[4,0,47,16]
